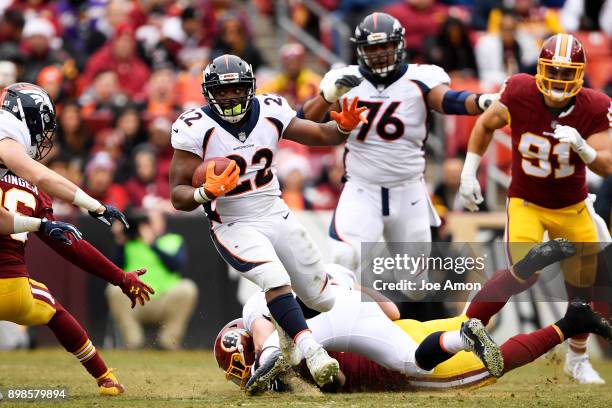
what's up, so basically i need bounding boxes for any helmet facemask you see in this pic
[536,59,584,102]
[357,38,404,77]
[204,81,254,124]
[225,344,252,388]
[10,86,56,160]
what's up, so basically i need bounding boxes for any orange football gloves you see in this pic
[330,96,368,134]
[204,160,240,198]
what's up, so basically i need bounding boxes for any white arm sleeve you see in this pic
[242,291,270,333]
[0,111,31,150]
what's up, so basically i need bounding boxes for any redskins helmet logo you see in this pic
[220,328,249,352]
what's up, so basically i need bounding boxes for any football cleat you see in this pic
[305,346,340,387]
[460,318,504,378]
[563,301,612,341]
[512,238,576,280]
[97,369,125,396]
[564,354,605,384]
[245,349,290,396]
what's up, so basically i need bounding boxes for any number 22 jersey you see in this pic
[171,95,296,223]
[500,74,611,209]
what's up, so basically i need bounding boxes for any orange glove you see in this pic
[204,160,240,198]
[330,97,368,134]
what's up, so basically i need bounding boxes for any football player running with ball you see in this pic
[169,54,367,388]
[302,12,498,277]
[459,34,612,384]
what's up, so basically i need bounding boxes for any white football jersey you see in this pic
[171,94,296,223]
[0,110,36,158]
[321,64,450,186]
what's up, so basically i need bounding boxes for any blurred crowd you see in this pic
[0,0,610,223]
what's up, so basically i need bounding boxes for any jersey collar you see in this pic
[359,63,408,91]
[202,98,261,142]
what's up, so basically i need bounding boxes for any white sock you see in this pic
[258,346,277,368]
[567,337,588,358]
[294,330,319,357]
[441,331,464,354]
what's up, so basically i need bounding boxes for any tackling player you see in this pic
[0,83,129,228]
[0,205,79,238]
[301,12,498,275]
[215,254,612,393]
[459,33,612,384]
[170,54,366,387]
[0,171,154,395]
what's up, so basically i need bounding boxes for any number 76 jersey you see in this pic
[324,63,450,186]
[500,74,611,209]
[171,95,296,223]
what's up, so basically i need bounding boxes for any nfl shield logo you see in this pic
[238,132,247,142]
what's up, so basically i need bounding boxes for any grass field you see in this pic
[1,349,612,407]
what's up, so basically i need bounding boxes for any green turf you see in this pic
[1,349,612,407]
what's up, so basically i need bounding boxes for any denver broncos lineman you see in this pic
[302,13,497,277]
[169,54,367,388]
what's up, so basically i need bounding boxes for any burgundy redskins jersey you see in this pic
[500,74,611,209]
[0,172,53,278]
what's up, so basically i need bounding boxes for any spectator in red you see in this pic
[19,17,65,84]
[145,68,180,119]
[123,144,171,210]
[174,48,209,110]
[309,148,345,211]
[147,116,173,190]
[384,0,449,62]
[258,43,322,109]
[211,12,266,73]
[10,0,61,33]
[0,9,25,47]
[79,70,128,117]
[114,104,147,152]
[424,16,478,79]
[37,65,64,105]
[55,101,92,173]
[80,23,150,100]
[83,151,129,211]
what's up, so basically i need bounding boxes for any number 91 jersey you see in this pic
[500,73,611,209]
[171,95,296,223]
[322,64,450,186]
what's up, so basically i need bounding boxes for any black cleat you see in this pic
[461,318,504,378]
[513,238,576,280]
[245,349,290,396]
[564,301,612,341]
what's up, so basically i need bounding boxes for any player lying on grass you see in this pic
[0,171,154,396]
[215,241,612,393]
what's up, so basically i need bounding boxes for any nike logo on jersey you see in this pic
[411,200,420,206]
[282,212,290,219]
[173,128,179,133]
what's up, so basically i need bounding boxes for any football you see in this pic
[192,157,232,187]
